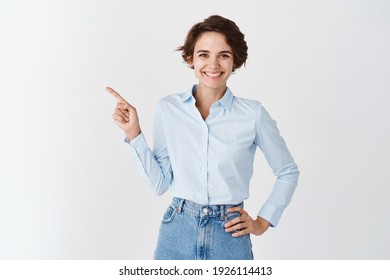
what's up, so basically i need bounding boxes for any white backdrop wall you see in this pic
[1,0,389,259]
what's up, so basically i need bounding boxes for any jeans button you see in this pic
[202,208,209,214]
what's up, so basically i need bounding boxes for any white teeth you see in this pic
[205,72,222,77]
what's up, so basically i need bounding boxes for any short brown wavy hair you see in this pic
[177,15,248,71]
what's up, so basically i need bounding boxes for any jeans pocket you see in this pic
[161,206,176,224]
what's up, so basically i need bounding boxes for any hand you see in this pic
[224,207,270,238]
[106,87,141,140]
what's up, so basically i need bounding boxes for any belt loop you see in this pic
[175,198,185,213]
[220,205,226,220]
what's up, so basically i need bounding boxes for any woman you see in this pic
[107,15,299,260]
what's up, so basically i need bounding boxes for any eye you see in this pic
[220,54,231,59]
[198,53,208,58]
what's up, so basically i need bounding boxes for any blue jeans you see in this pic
[154,197,254,260]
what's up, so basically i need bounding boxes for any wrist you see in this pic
[125,129,141,141]
[255,216,270,235]
[256,216,270,227]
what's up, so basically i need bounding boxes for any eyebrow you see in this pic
[196,50,233,54]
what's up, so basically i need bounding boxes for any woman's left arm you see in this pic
[253,103,300,228]
[225,102,299,236]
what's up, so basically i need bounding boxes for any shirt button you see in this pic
[202,208,209,214]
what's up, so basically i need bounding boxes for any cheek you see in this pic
[223,60,234,71]
[192,59,204,69]
[192,63,205,77]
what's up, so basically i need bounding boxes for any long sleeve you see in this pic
[254,103,300,227]
[125,104,173,195]
[123,86,299,220]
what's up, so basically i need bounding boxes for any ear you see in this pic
[186,56,194,69]
[186,55,193,63]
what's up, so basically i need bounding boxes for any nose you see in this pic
[208,56,219,69]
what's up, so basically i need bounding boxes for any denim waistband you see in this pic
[170,197,243,220]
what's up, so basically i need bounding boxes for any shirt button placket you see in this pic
[201,124,209,204]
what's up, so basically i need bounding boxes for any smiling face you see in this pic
[191,32,234,92]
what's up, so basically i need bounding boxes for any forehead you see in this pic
[194,31,232,52]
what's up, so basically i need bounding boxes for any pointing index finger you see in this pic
[106,86,126,102]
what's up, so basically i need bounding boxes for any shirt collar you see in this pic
[218,87,234,111]
[181,84,234,111]
[181,85,196,102]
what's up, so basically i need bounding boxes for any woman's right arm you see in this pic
[106,87,172,195]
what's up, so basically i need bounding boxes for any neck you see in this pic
[192,84,227,120]
[194,84,226,106]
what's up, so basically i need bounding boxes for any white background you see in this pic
[1,0,389,259]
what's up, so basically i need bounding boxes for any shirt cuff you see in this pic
[257,202,283,228]
[124,132,148,154]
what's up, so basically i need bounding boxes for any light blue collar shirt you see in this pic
[126,85,299,227]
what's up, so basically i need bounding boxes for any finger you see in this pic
[112,113,127,124]
[115,108,129,121]
[106,87,127,102]
[118,107,130,118]
[232,228,249,237]
[117,100,136,111]
[224,216,245,228]
[115,103,130,117]
[116,102,129,110]
[226,206,247,215]
[225,222,246,232]
[118,104,134,115]
[225,213,253,228]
